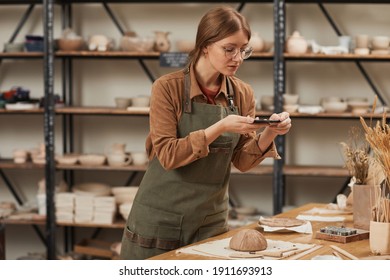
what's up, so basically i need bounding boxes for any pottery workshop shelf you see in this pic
[0,159,44,169]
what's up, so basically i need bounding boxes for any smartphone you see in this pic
[253,118,281,124]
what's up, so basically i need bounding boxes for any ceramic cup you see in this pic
[355,34,370,49]
[107,153,132,167]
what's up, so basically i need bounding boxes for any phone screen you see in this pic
[253,119,281,124]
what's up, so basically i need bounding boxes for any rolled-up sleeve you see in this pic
[231,84,281,172]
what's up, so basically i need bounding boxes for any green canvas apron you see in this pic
[120,70,240,260]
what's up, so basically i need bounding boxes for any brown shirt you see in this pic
[145,64,280,172]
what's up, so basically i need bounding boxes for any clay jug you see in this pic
[249,32,264,52]
[286,31,308,54]
[109,143,126,155]
[154,31,171,52]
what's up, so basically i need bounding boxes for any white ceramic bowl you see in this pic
[56,154,79,165]
[115,97,132,109]
[72,182,111,197]
[322,101,348,113]
[120,36,155,52]
[283,94,299,105]
[131,152,148,166]
[283,104,299,113]
[78,154,106,166]
[347,100,370,114]
[131,96,150,108]
[354,48,370,55]
[371,36,390,50]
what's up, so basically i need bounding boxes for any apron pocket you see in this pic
[125,201,183,250]
[197,209,229,241]
[177,142,232,184]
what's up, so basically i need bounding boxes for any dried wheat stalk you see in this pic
[360,97,390,223]
[340,126,370,184]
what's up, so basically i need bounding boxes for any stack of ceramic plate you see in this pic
[92,196,116,224]
[55,192,75,223]
[74,195,94,223]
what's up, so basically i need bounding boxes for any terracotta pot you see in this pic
[353,184,380,230]
[369,221,390,255]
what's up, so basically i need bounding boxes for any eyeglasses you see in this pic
[220,45,253,60]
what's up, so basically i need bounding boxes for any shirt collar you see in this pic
[188,63,229,100]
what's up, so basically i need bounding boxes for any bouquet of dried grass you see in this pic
[360,99,390,223]
[340,126,370,185]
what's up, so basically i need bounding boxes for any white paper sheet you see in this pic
[175,237,315,259]
[296,214,345,222]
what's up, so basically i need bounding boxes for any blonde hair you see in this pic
[187,6,251,66]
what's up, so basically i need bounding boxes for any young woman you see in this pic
[120,6,292,260]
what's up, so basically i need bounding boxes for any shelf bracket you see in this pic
[0,169,24,205]
[102,2,125,36]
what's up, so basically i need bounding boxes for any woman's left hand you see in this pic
[265,112,292,135]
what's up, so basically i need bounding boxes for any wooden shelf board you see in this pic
[57,163,148,171]
[56,106,150,115]
[0,108,43,114]
[284,165,349,177]
[0,159,44,169]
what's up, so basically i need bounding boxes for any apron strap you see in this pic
[226,76,236,112]
[183,68,192,113]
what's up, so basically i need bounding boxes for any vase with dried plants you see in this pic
[360,108,390,254]
[340,126,380,230]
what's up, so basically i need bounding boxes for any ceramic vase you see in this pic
[249,32,264,52]
[286,31,308,54]
[352,184,380,230]
[154,31,171,52]
[369,221,390,255]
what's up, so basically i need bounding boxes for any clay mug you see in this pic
[154,31,171,52]
[107,153,132,167]
[355,34,370,49]
[109,143,127,155]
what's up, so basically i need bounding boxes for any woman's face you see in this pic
[205,30,249,76]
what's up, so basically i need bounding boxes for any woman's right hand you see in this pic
[220,114,268,134]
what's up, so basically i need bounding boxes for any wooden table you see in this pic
[150,203,375,260]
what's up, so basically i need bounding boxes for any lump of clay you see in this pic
[229,229,267,252]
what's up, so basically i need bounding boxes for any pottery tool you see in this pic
[329,245,359,260]
[229,247,298,259]
[315,226,369,243]
[286,244,323,260]
[332,251,344,260]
